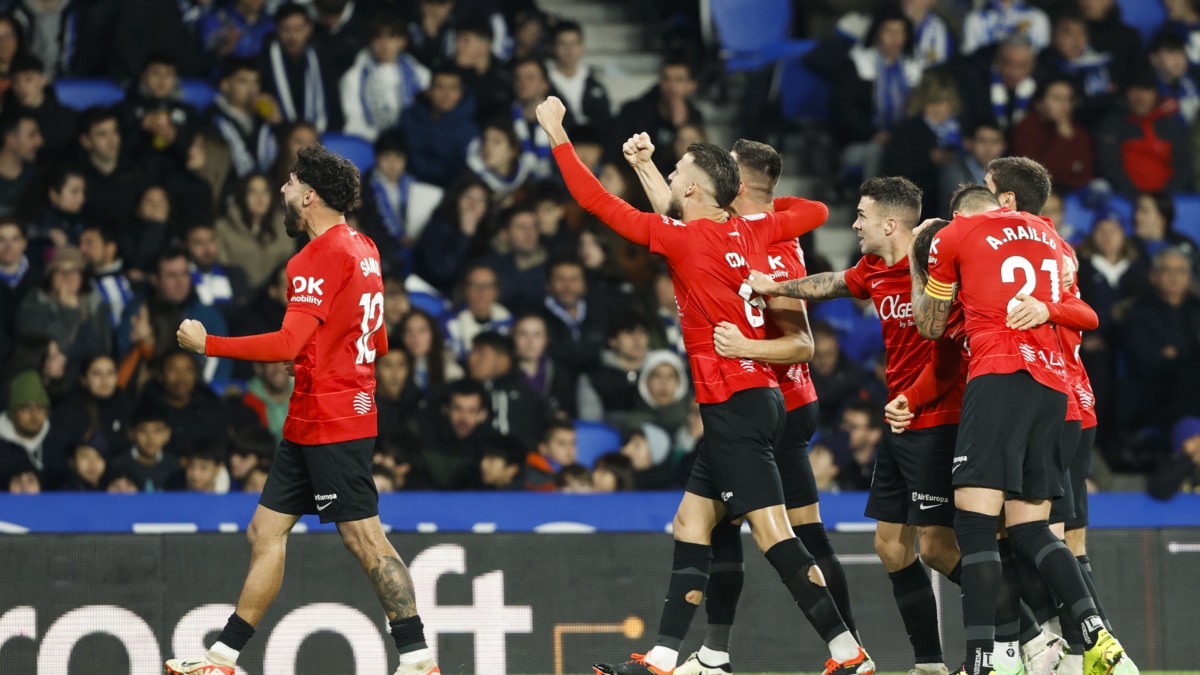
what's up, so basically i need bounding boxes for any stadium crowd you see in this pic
[0,0,1198,500]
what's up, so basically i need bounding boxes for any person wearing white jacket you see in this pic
[340,16,430,141]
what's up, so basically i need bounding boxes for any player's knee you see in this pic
[874,530,912,570]
[246,518,284,551]
[916,526,960,574]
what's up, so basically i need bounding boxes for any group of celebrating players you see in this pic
[162,93,1136,675]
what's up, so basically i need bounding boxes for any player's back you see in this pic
[285,223,386,444]
[762,237,817,410]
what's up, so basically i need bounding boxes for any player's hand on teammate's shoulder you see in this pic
[884,394,913,434]
[177,319,208,355]
[1004,293,1050,331]
[746,270,778,296]
[622,132,655,167]
[712,321,748,358]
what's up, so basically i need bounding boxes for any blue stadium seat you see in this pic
[54,78,125,110]
[208,379,246,397]
[407,291,446,317]
[1059,190,1134,243]
[573,420,622,468]
[779,41,829,124]
[179,78,217,110]
[320,133,374,171]
[710,0,810,72]
[1172,193,1200,244]
[1115,0,1166,45]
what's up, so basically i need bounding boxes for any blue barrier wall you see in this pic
[1,492,1197,533]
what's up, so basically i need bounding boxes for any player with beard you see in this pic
[533,96,871,675]
[623,134,861,675]
[167,146,438,675]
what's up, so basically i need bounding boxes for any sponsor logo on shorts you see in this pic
[720,491,733,502]
[315,493,338,511]
[912,492,949,509]
[952,456,968,473]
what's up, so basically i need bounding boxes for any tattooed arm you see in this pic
[746,270,852,301]
[914,276,954,339]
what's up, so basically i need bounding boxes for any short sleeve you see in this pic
[647,214,690,258]
[925,222,960,301]
[285,248,347,323]
[842,257,872,299]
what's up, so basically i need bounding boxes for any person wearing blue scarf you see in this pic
[882,72,963,218]
[962,0,1050,54]
[184,223,248,322]
[263,4,330,133]
[357,130,444,275]
[199,0,274,60]
[340,16,430,142]
[985,35,1037,130]
[1152,31,1200,128]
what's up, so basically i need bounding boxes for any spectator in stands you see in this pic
[836,400,883,490]
[529,182,573,257]
[466,120,535,208]
[115,52,199,170]
[443,263,512,361]
[468,331,548,451]
[576,224,633,313]
[340,15,428,142]
[108,396,178,492]
[547,21,611,129]
[940,121,1006,210]
[239,360,291,444]
[214,173,293,291]
[542,255,607,375]
[357,131,443,275]
[400,308,462,394]
[376,347,423,439]
[13,0,79,77]
[407,0,455,69]
[831,10,921,180]
[182,437,227,493]
[555,463,592,493]
[168,130,225,230]
[611,59,704,176]
[511,312,575,418]
[882,71,963,219]
[52,353,132,459]
[962,0,1050,54]
[16,247,111,379]
[309,0,370,84]
[267,121,318,191]
[261,4,331,134]
[26,165,89,258]
[1036,11,1123,128]
[1149,416,1200,499]
[229,263,287,344]
[59,440,106,491]
[1132,191,1200,263]
[77,107,140,229]
[487,206,548,314]
[1150,31,1199,129]
[0,219,36,357]
[524,419,576,491]
[619,425,674,489]
[372,464,396,493]
[0,370,51,479]
[5,55,75,158]
[1096,74,1193,198]
[119,248,231,383]
[420,378,492,490]
[1079,212,1149,336]
[240,466,267,493]
[809,439,840,493]
[228,425,273,491]
[621,349,692,437]
[117,184,175,281]
[646,267,684,355]
[510,58,561,180]
[199,0,274,60]
[577,310,650,423]
[0,112,43,217]
[479,435,525,490]
[185,222,249,317]
[382,274,409,335]
[1010,78,1095,192]
[1080,0,1150,84]
[1120,247,1200,431]
[209,58,280,178]
[141,349,231,457]
[413,178,492,294]
[399,68,478,188]
[1163,0,1200,71]
[592,451,635,492]
[374,432,416,490]
[901,0,952,68]
[967,35,1037,134]
[454,20,512,127]
[809,321,868,430]
[508,9,549,64]
[0,15,24,99]
[4,454,39,493]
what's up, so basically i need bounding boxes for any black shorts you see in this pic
[259,437,379,524]
[777,401,820,510]
[954,372,1068,500]
[1050,421,1082,524]
[1067,426,1095,530]
[687,387,786,519]
[864,424,957,527]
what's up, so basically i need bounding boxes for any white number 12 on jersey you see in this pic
[356,292,385,364]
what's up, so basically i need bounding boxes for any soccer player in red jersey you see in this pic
[166,146,438,675]
[748,177,964,675]
[624,135,861,675]
[532,97,870,675]
[911,157,1136,675]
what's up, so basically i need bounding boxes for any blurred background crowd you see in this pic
[0,0,1198,502]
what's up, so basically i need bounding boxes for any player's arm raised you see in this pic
[539,96,657,246]
[623,133,671,215]
[712,293,814,364]
[768,196,829,240]
[746,269,852,301]
[178,311,321,362]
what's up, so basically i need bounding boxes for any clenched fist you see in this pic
[622,132,655,167]
[535,96,568,138]
[177,319,208,354]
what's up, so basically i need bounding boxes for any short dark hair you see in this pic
[554,463,590,488]
[472,331,514,358]
[501,204,536,229]
[1150,30,1187,54]
[971,120,1003,137]
[47,163,85,194]
[844,399,884,429]
[986,157,1052,215]
[81,222,118,245]
[0,111,33,144]
[541,419,575,444]
[546,253,585,280]
[687,142,740,209]
[551,20,583,41]
[274,3,311,24]
[1033,77,1075,104]
[231,426,276,459]
[949,183,1000,214]
[10,53,43,75]
[660,58,694,80]
[456,18,494,41]
[912,218,951,285]
[219,56,259,82]
[374,128,409,158]
[368,15,407,41]
[141,51,177,72]
[445,378,489,411]
[606,310,650,340]
[155,246,189,272]
[482,435,527,467]
[594,452,635,490]
[294,144,361,212]
[190,437,228,464]
[1053,9,1087,31]
[431,67,463,84]
[865,9,914,55]
[78,106,118,135]
[1142,191,1177,231]
[731,139,782,194]
[859,176,922,226]
[512,56,549,82]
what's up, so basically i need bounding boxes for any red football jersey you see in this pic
[844,254,964,429]
[650,209,819,403]
[762,238,818,411]
[1057,250,1097,427]
[284,224,386,444]
[926,209,1069,393]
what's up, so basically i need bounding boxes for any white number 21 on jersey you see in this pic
[1001,255,1060,303]
[356,292,385,364]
